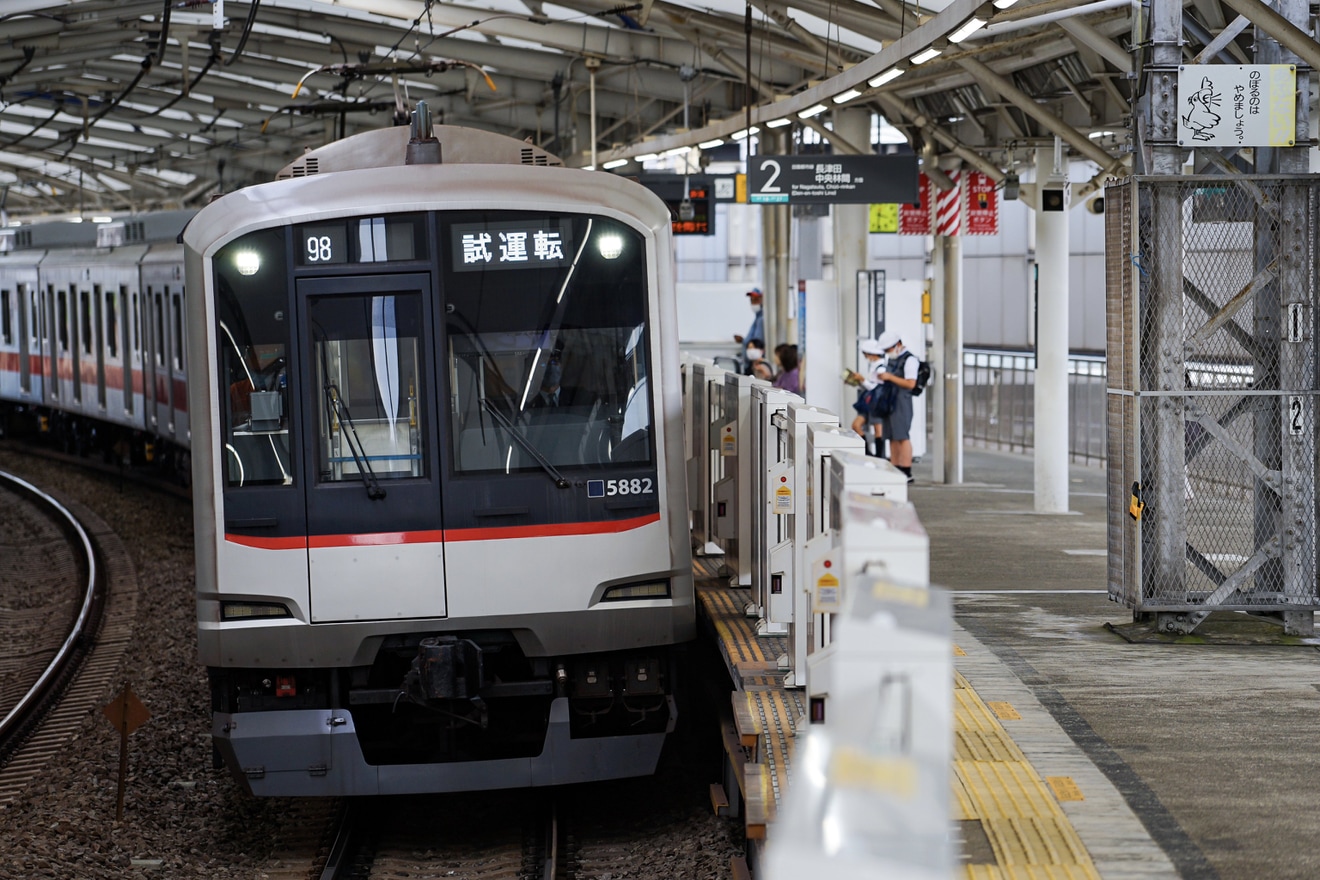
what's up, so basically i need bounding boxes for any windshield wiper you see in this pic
[481,399,570,489]
[324,383,387,499]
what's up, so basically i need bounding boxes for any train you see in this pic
[0,110,696,796]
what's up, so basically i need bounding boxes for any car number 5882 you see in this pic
[606,478,654,496]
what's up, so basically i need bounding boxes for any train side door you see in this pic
[296,273,446,623]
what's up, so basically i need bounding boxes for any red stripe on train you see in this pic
[224,514,661,550]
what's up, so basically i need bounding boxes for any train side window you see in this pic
[81,288,93,355]
[105,290,118,358]
[57,289,69,353]
[1,289,10,345]
[154,292,165,367]
[131,291,140,354]
[309,293,426,482]
[30,288,39,344]
[172,293,183,371]
[214,228,293,487]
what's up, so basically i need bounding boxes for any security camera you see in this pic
[1087,196,1105,215]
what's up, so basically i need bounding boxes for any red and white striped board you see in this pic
[936,171,960,236]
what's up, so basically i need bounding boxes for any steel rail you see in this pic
[0,470,99,741]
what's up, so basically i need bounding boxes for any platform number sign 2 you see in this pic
[1288,396,1305,437]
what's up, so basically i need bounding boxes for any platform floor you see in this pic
[698,447,1320,880]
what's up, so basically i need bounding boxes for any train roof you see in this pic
[275,125,562,180]
[0,209,197,254]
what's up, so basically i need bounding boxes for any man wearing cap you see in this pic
[733,288,764,373]
[875,330,919,482]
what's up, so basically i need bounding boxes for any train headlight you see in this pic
[600,580,670,602]
[221,601,292,621]
[597,233,624,260]
[234,250,262,276]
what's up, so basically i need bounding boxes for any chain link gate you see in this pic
[1106,176,1318,635]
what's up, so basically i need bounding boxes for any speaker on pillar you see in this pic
[1003,173,1019,200]
[1041,188,1066,211]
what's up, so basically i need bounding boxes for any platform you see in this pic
[699,447,1320,879]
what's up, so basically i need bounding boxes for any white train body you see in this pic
[0,123,695,796]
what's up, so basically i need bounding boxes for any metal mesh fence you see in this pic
[1106,176,1319,613]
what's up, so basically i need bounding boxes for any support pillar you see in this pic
[941,202,964,484]
[1034,147,1069,513]
[833,109,871,375]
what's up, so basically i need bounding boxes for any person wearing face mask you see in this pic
[733,288,765,373]
[745,338,773,380]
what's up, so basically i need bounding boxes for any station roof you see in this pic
[0,0,1280,220]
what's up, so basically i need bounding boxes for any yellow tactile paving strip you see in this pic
[696,583,780,668]
[747,688,797,810]
[697,574,1099,879]
[954,666,1101,880]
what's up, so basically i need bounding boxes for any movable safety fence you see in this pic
[682,353,951,880]
[1105,176,1320,635]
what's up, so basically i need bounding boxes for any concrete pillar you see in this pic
[832,108,871,373]
[931,234,947,481]
[941,220,963,484]
[1033,148,1069,513]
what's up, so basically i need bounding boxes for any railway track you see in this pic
[0,470,142,809]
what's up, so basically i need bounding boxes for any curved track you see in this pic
[0,469,139,806]
[0,472,100,756]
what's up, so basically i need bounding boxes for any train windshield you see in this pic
[214,228,293,487]
[442,212,653,474]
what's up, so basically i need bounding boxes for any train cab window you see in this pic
[441,212,653,474]
[1,289,10,345]
[309,293,426,482]
[215,228,293,487]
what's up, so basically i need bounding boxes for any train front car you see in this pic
[183,121,694,797]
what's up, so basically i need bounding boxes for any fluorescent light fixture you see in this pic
[68,217,84,223]
[765,117,792,128]
[92,215,114,224]
[992,0,1018,7]
[699,138,725,149]
[798,103,829,118]
[910,47,942,64]
[1088,130,1115,139]
[949,17,986,42]
[832,89,863,104]
[583,165,596,171]
[634,152,660,162]
[664,146,690,156]
[602,158,629,169]
[868,68,906,87]
[730,126,760,139]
